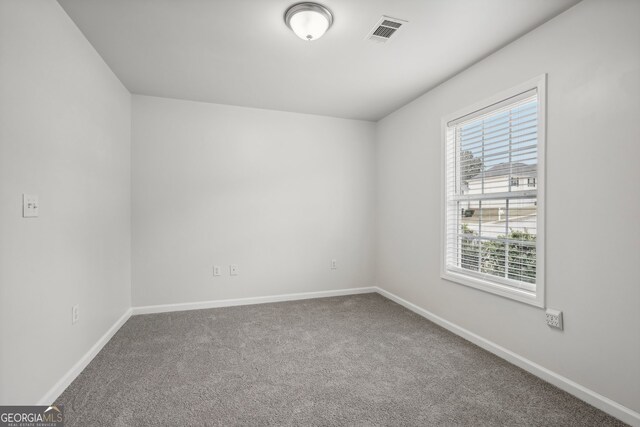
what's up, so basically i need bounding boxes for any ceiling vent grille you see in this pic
[366,16,407,43]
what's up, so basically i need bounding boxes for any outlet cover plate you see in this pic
[23,194,39,218]
[72,305,79,324]
[229,264,238,276]
[545,308,563,330]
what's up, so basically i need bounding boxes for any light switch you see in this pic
[23,194,39,218]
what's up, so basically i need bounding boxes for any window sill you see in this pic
[441,268,544,308]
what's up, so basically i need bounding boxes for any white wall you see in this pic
[2,0,637,417]
[132,96,375,306]
[376,0,640,415]
[0,0,131,404]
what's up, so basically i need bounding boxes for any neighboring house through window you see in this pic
[442,75,546,307]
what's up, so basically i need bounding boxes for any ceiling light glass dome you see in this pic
[284,3,333,41]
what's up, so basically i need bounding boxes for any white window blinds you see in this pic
[444,89,540,294]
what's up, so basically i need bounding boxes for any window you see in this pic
[441,76,545,307]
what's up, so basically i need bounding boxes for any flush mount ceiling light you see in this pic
[284,2,333,41]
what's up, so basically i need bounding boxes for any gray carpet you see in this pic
[56,293,626,426]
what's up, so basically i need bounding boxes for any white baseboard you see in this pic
[36,286,638,426]
[131,287,377,315]
[38,287,373,405]
[374,286,640,427]
[37,308,132,406]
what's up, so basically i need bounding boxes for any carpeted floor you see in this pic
[56,293,626,426]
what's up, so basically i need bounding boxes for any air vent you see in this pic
[366,16,407,43]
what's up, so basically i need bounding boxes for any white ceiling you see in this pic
[57,0,580,121]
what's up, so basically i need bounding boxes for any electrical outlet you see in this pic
[545,308,563,330]
[331,259,337,270]
[23,194,39,218]
[72,305,79,324]
[229,264,238,276]
[213,265,221,276]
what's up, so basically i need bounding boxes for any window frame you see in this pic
[440,75,546,308]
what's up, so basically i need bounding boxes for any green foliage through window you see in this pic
[460,150,483,185]
[460,225,536,284]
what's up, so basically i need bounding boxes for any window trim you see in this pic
[440,74,546,308]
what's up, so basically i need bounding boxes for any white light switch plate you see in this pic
[213,265,221,276]
[229,264,238,276]
[23,194,39,218]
